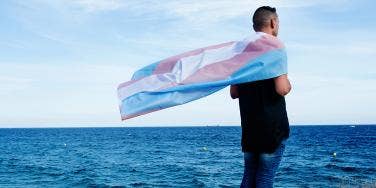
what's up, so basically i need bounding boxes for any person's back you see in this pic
[230,6,292,188]
[237,78,290,154]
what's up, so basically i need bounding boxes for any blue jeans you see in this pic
[240,140,286,188]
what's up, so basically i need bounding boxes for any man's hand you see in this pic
[274,74,291,96]
[230,85,239,99]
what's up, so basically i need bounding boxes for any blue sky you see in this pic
[0,0,375,127]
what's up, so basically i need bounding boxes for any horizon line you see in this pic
[0,124,375,129]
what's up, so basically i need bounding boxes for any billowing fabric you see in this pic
[117,32,287,120]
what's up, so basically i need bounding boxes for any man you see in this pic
[230,6,291,188]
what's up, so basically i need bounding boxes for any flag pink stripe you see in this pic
[181,35,284,84]
[117,78,142,90]
[121,108,161,120]
[124,36,283,92]
[152,41,236,75]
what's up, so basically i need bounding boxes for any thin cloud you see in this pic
[287,42,376,56]
[33,0,350,21]
[65,0,124,12]
[1,0,374,126]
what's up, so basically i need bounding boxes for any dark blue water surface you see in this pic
[0,125,375,188]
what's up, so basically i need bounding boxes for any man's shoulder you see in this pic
[237,78,273,87]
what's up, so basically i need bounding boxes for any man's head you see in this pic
[252,6,279,37]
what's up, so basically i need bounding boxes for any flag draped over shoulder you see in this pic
[117,32,287,120]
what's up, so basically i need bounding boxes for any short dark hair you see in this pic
[252,6,277,31]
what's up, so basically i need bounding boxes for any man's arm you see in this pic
[230,85,239,99]
[274,74,291,96]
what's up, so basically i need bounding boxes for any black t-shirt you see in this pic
[237,78,290,153]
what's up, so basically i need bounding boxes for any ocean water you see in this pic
[0,125,375,188]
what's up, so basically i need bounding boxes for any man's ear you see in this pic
[270,18,276,29]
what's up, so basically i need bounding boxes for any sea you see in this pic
[0,125,375,188]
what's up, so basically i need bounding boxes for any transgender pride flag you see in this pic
[117,32,287,120]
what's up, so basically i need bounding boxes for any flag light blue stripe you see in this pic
[131,61,161,80]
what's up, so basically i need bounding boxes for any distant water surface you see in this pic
[0,125,375,187]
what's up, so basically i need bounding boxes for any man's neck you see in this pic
[257,29,275,37]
